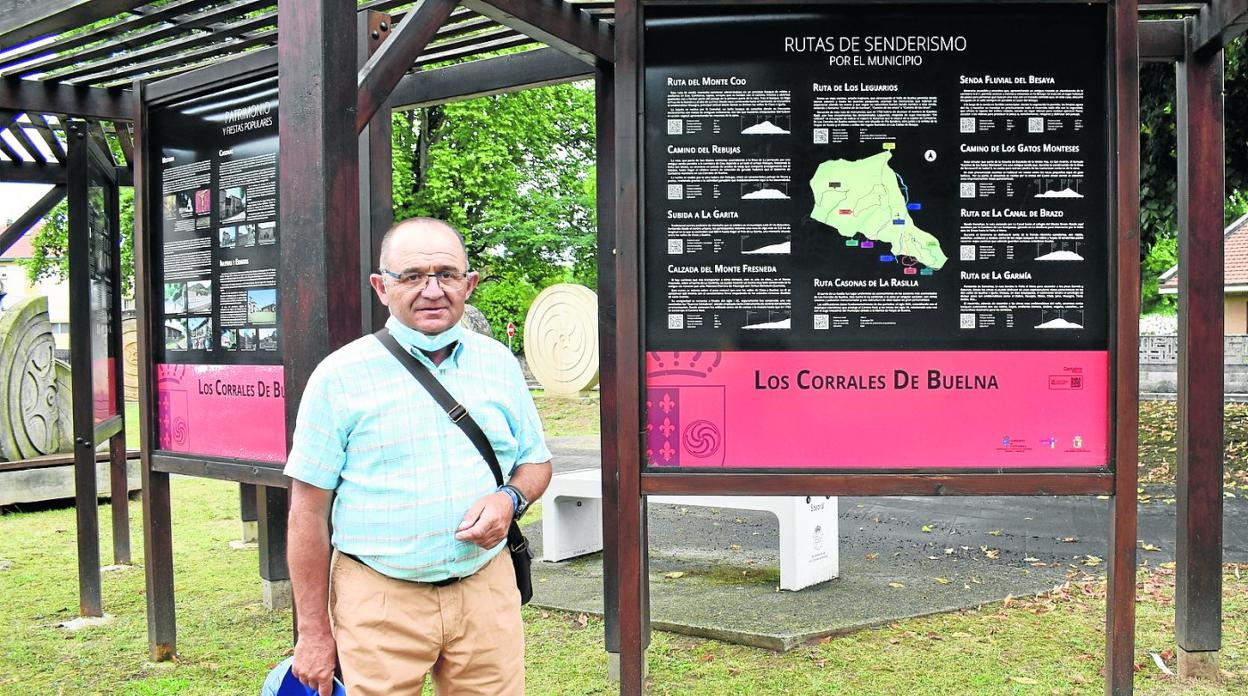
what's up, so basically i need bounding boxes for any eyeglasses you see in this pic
[380,268,471,291]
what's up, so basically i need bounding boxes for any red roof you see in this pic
[1159,213,1248,291]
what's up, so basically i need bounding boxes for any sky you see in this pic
[0,183,55,227]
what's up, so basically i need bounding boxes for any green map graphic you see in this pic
[809,151,947,270]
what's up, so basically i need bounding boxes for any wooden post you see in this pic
[359,9,395,333]
[1107,0,1141,694]
[239,483,258,543]
[257,485,290,609]
[1175,24,1225,680]
[277,0,359,613]
[109,152,130,566]
[67,120,103,618]
[133,78,177,660]
[613,1,646,692]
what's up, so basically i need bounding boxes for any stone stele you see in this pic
[0,295,73,461]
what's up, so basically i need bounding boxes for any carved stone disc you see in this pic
[523,284,599,396]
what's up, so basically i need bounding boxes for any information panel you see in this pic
[643,3,1111,470]
[149,75,285,463]
[86,157,118,424]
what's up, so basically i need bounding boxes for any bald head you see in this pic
[378,217,468,271]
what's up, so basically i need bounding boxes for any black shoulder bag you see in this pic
[374,328,534,604]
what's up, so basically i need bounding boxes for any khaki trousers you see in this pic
[329,550,525,696]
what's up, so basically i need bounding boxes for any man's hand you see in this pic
[455,491,514,548]
[292,631,338,696]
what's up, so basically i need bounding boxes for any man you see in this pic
[285,217,553,695]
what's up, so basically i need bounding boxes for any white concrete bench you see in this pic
[540,468,838,591]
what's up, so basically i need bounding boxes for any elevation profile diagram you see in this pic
[1035,242,1084,261]
[741,182,790,200]
[1035,309,1084,330]
[743,311,791,330]
[1033,178,1084,199]
[741,234,791,255]
[740,114,791,135]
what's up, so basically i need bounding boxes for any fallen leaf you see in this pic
[888,582,905,589]
[1061,536,1078,543]
[1140,543,1161,552]
[921,525,933,533]
[663,571,685,579]
[1083,555,1103,567]
[944,548,955,555]
[865,552,879,561]
[699,652,714,663]
[1024,557,1040,563]
[989,530,1002,537]
[935,577,951,584]
[729,544,742,551]
[576,614,589,628]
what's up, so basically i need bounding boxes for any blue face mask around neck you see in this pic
[392,320,464,353]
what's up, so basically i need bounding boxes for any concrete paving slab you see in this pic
[538,437,1248,650]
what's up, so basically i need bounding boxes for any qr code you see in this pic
[1028,117,1044,133]
[813,314,829,330]
[667,184,683,200]
[667,314,685,330]
[667,239,684,255]
[959,117,976,133]
[959,182,976,199]
[667,118,684,135]
[959,244,976,261]
[813,128,829,144]
[1070,376,1083,389]
[959,313,976,329]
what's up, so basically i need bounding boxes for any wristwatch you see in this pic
[499,484,530,520]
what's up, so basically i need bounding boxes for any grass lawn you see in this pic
[4,395,1241,692]
[2,478,1246,694]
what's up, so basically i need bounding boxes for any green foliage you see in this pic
[20,188,136,295]
[1229,189,1248,225]
[470,271,540,347]
[1141,234,1177,314]
[392,82,597,351]
[1139,36,1247,310]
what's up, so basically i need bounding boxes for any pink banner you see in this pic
[646,351,1109,470]
[92,356,117,424]
[156,363,286,463]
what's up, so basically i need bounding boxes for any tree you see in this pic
[21,187,136,296]
[1139,37,1247,313]
[391,81,598,348]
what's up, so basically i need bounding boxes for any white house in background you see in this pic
[0,221,71,350]
[1159,213,1248,335]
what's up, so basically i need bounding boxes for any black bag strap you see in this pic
[373,328,505,488]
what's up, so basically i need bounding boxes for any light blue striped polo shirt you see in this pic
[284,317,552,582]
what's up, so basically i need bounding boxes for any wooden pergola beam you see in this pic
[1141,19,1187,61]
[391,46,592,109]
[0,159,132,185]
[461,0,612,63]
[0,79,133,122]
[1191,0,1248,54]
[0,183,65,256]
[356,0,460,133]
[4,0,273,80]
[0,0,148,51]
[8,117,48,164]
[0,0,222,73]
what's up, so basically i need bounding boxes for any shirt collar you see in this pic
[385,316,466,368]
